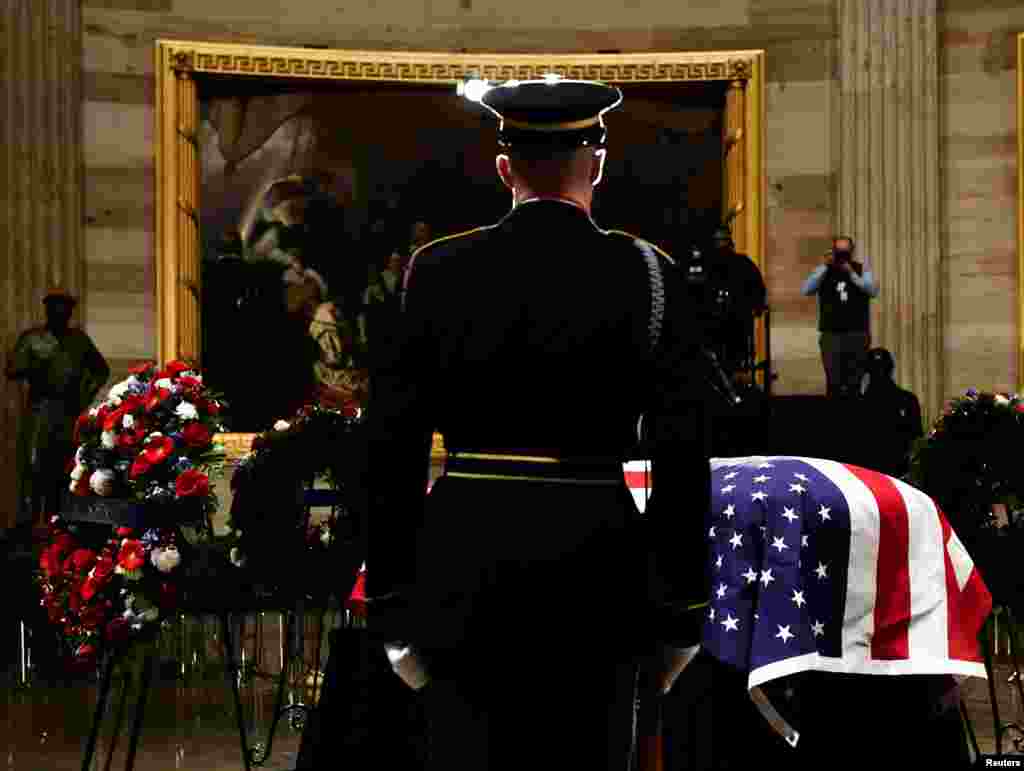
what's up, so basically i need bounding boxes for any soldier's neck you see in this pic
[514,190,592,215]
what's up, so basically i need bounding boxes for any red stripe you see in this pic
[623,471,651,489]
[937,509,992,662]
[843,464,911,660]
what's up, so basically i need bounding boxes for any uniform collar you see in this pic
[505,196,599,229]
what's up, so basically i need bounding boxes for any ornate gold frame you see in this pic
[155,40,766,459]
[1019,34,1024,386]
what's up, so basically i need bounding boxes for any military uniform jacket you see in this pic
[368,198,711,649]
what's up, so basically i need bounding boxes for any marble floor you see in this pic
[3,612,1021,770]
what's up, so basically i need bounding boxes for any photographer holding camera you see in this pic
[800,236,878,398]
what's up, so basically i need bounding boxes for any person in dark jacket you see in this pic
[367,77,713,770]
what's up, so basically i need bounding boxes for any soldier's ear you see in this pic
[495,154,514,191]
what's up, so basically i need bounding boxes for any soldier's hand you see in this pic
[823,251,834,266]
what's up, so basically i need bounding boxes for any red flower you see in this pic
[102,406,127,432]
[105,617,130,644]
[93,551,115,582]
[175,469,209,498]
[117,540,147,572]
[129,455,152,480]
[145,387,171,413]
[79,576,101,601]
[178,375,202,392]
[45,598,64,624]
[74,643,98,667]
[181,422,212,448]
[141,435,174,466]
[40,546,64,578]
[1015,403,1024,415]
[116,420,148,450]
[129,360,156,376]
[70,548,97,573]
[165,360,193,377]
[204,400,221,416]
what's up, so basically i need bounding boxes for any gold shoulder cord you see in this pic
[402,226,492,310]
[603,229,675,264]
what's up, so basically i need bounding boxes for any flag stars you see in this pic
[815,562,829,580]
[771,536,789,553]
[801,535,809,548]
[792,590,806,608]
[760,569,775,587]
[811,620,825,638]
[781,507,799,524]
[753,474,771,483]
[709,607,715,621]
[721,613,740,632]
[751,491,768,502]
[794,473,809,482]
[789,483,807,494]
[716,583,728,599]
[709,526,717,539]
[724,471,739,480]
[721,484,736,494]
[758,463,775,469]
[723,504,736,519]
[776,625,795,643]
[729,533,743,550]
[742,567,758,584]
[818,505,831,521]
[715,554,724,570]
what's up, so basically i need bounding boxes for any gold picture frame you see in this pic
[155,40,766,459]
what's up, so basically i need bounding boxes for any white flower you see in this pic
[68,479,79,493]
[101,431,116,449]
[151,545,181,573]
[155,378,173,390]
[320,526,333,547]
[175,402,199,421]
[229,547,246,568]
[70,464,88,481]
[273,420,291,431]
[996,394,1011,406]
[88,407,99,417]
[108,395,122,407]
[147,431,164,440]
[123,414,135,430]
[108,379,134,400]
[89,469,117,496]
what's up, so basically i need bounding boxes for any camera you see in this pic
[832,248,852,265]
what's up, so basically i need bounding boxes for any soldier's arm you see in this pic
[645,262,712,651]
[366,250,438,630]
[5,332,37,380]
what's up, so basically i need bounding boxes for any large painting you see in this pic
[156,44,766,446]
[196,78,726,430]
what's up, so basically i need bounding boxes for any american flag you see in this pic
[624,456,992,688]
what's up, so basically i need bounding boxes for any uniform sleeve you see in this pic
[643,260,712,649]
[366,253,438,611]
[6,331,36,380]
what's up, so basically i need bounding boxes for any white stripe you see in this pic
[946,530,974,592]
[892,478,949,662]
[622,460,651,475]
[796,458,879,665]
[747,651,987,689]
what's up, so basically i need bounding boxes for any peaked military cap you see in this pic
[43,287,77,306]
[480,76,623,149]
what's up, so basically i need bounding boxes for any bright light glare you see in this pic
[543,73,562,84]
[460,78,492,103]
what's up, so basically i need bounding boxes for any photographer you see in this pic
[801,236,878,398]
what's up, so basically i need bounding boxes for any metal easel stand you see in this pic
[239,597,332,767]
[79,638,158,771]
[976,606,1024,756]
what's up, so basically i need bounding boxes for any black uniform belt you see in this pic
[444,452,623,486]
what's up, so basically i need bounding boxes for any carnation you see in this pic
[155,378,173,390]
[273,420,291,432]
[88,407,99,417]
[175,402,199,421]
[151,545,181,574]
[89,469,117,497]
[101,431,116,449]
[123,414,135,429]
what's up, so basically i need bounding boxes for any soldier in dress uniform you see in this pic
[6,289,109,528]
[367,77,712,770]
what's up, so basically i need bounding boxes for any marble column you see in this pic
[0,1,84,529]
[836,0,942,420]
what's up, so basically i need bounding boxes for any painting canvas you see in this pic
[196,77,725,431]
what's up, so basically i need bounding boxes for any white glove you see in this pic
[384,643,431,691]
[654,643,701,695]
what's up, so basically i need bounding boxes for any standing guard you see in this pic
[368,77,713,770]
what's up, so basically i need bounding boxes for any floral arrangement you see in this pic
[36,359,226,669]
[225,399,364,596]
[908,388,1024,530]
[36,516,187,670]
[68,359,225,513]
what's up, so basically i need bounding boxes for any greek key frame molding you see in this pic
[155,40,766,459]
